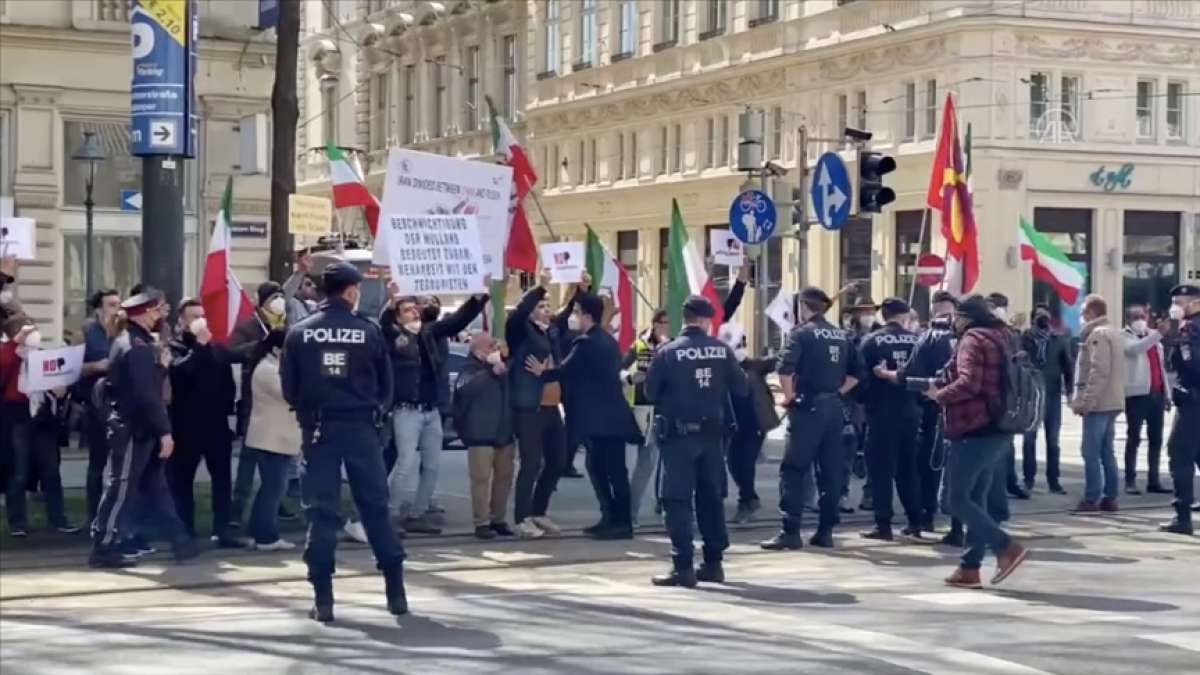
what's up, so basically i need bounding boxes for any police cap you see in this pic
[1169,284,1200,298]
[120,289,165,317]
[322,261,363,293]
[682,294,715,319]
[799,286,832,310]
[879,296,910,317]
[932,290,959,307]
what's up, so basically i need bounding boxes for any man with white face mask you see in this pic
[166,299,243,548]
[1121,304,1170,495]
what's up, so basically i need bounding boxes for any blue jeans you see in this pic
[945,434,1012,570]
[246,448,291,545]
[1081,412,1119,503]
[387,407,443,518]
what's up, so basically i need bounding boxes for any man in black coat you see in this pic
[381,291,485,533]
[526,292,643,539]
[167,298,243,547]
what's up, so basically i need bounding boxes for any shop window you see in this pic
[62,120,191,211]
[1123,211,1180,318]
[1032,207,1091,320]
[895,210,932,320]
[62,234,141,333]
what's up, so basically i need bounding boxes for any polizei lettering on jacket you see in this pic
[811,328,848,341]
[674,345,729,361]
[302,327,367,344]
[871,333,919,346]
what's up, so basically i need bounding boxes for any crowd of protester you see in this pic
[0,250,1197,579]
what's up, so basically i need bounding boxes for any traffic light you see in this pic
[791,186,808,230]
[858,150,896,213]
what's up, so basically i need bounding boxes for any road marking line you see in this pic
[1138,631,1200,652]
[903,592,1024,607]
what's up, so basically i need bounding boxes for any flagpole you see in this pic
[908,207,931,307]
[583,222,657,313]
[525,188,559,240]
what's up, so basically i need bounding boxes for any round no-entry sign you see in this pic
[916,253,945,288]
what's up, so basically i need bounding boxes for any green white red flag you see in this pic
[666,199,723,336]
[199,177,255,343]
[1018,216,1085,306]
[586,227,635,352]
[326,141,379,237]
[487,96,538,274]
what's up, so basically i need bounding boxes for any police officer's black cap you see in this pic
[956,294,993,324]
[1169,284,1200,298]
[932,290,959,307]
[682,294,715,319]
[986,292,1009,308]
[322,261,363,291]
[799,286,832,309]
[879,297,910,316]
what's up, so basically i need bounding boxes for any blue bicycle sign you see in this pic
[728,189,776,244]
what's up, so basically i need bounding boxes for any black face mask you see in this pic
[421,305,440,322]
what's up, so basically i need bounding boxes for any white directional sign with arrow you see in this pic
[811,152,852,231]
[149,119,176,148]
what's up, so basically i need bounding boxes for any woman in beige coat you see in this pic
[244,329,302,550]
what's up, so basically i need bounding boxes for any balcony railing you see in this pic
[95,0,132,23]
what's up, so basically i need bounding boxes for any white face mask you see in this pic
[266,296,286,316]
[734,347,748,361]
[485,350,503,366]
[1169,304,1185,321]
[404,320,422,334]
[0,290,12,305]
[858,315,873,330]
[189,317,208,334]
[24,330,42,349]
[993,307,1008,320]
[1130,319,1148,334]
[567,315,581,332]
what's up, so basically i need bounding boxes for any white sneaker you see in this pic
[530,516,561,535]
[343,520,369,543]
[255,539,296,551]
[515,519,545,539]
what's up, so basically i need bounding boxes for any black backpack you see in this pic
[979,331,1044,435]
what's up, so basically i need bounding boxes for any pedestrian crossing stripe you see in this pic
[1137,631,1200,653]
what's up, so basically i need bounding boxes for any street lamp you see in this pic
[71,130,106,301]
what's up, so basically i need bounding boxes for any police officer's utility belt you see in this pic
[396,401,438,412]
[789,391,840,409]
[298,407,380,428]
[655,415,723,441]
[1171,384,1199,407]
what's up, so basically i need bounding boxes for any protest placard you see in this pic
[384,214,486,296]
[288,194,332,236]
[19,345,85,393]
[0,217,36,260]
[709,228,743,268]
[539,241,585,283]
[377,149,513,279]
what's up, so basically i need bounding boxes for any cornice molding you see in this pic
[818,36,948,82]
[1015,33,1200,65]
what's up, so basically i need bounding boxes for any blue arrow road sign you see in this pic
[120,189,142,212]
[728,189,777,245]
[811,152,852,231]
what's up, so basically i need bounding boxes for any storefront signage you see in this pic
[1088,163,1133,192]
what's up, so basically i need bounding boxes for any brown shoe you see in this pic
[944,567,983,589]
[991,542,1029,585]
[1071,500,1101,514]
[1099,498,1119,513]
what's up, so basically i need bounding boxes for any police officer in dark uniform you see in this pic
[90,289,199,568]
[1161,283,1200,535]
[281,262,406,623]
[897,290,958,532]
[859,297,924,542]
[762,287,860,551]
[645,296,748,587]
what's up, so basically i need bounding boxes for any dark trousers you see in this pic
[914,404,943,523]
[727,426,764,506]
[301,420,404,581]
[864,409,922,530]
[84,401,110,525]
[513,406,566,523]
[1021,388,1063,487]
[585,436,631,527]
[231,448,260,524]
[565,419,583,470]
[779,398,843,534]
[166,427,234,537]
[945,434,1012,570]
[1168,402,1200,522]
[1124,393,1166,486]
[2,405,67,530]
[92,426,185,550]
[661,435,728,570]
[246,448,291,545]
